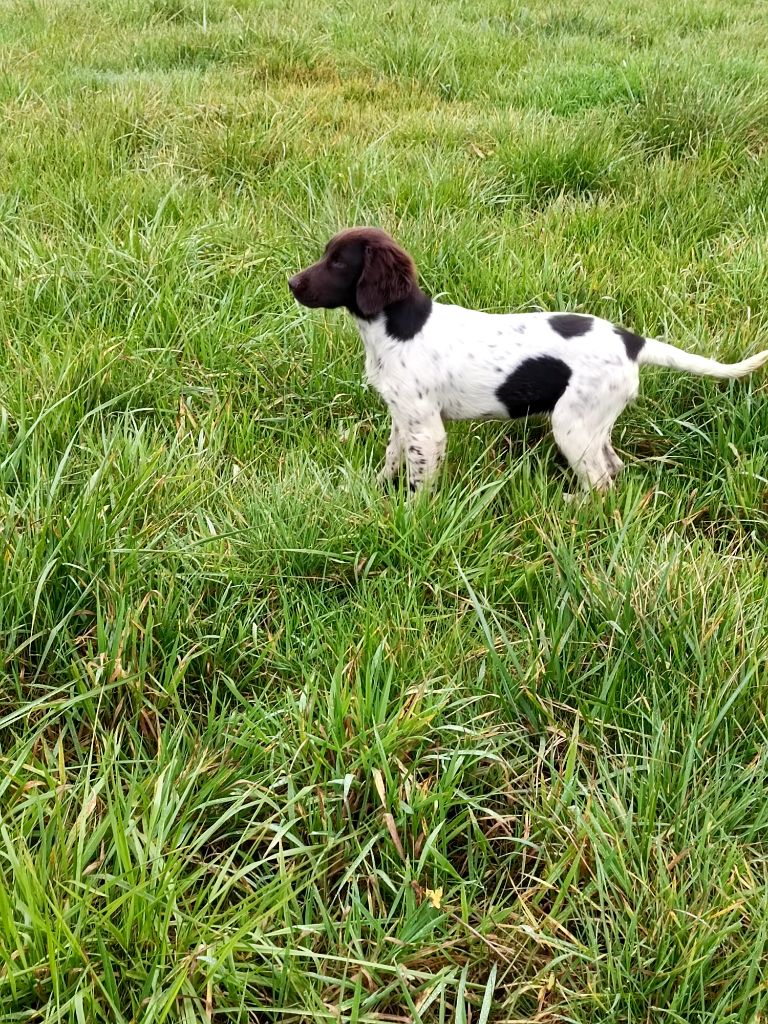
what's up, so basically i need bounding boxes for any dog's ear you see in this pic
[356,236,416,316]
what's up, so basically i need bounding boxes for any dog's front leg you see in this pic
[403,411,446,494]
[377,419,405,485]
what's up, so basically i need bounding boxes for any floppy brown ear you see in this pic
[356,238,416,316]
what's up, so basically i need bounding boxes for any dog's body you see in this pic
[289,228,768,492]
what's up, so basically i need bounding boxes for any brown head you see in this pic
[288,227,423,319]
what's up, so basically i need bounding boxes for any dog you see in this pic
[289,227,768,493]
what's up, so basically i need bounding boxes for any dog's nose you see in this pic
[288,275,300,294]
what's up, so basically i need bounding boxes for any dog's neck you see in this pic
[352,285,432,343]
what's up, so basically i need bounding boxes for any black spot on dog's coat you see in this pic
[614,325,645,360]
[385,293,432,341]
[496,356,572,418]
[549,314,593,339]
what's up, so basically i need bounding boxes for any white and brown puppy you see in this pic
[289,227,768,493]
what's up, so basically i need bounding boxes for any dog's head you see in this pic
[288,228,418,317]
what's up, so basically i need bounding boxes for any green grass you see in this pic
[1,0,768,1020]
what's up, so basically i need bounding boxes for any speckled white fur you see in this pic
[354,303,768,493]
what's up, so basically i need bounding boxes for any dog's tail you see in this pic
[638,338,768,379]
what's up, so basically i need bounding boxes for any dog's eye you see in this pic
[329,256,345,269]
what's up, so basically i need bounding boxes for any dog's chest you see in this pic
[363,344,418,403]
[357,322,411,392]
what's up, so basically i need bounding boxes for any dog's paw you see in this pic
[377,470,401,492]
[563,490,591,505]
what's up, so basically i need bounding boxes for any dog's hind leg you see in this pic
[602,442,624,479]
[551,377,632,492]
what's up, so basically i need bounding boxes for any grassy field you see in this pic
[2,0,768,1020]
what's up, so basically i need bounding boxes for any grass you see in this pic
[1,0,768,1020]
